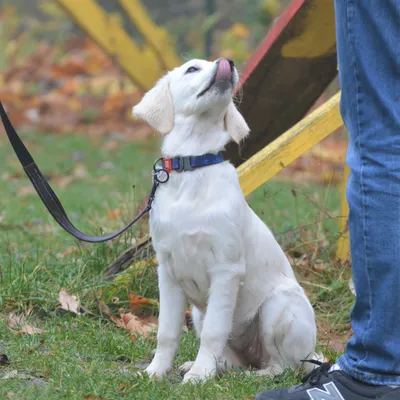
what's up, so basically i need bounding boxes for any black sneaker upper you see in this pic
[255,361,400,400]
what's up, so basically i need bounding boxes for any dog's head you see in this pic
[132,58,249,145]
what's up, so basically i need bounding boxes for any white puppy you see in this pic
[132,58,318,383]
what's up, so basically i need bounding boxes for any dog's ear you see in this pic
[132,75,174,134]
[224,101,250,144]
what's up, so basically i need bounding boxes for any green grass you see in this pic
[0,131,353,399]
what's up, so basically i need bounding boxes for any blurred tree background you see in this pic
[0,0,290,68]
[0,0,344,183]
[0,0,292,137]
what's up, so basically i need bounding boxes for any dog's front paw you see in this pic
[144,363,171,381]
[181,363,216,384]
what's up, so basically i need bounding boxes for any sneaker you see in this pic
[255,360,400,399]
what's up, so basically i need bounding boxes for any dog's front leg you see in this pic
[182,266,244,383]
[145,264,187,380]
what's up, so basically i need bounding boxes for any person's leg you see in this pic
[336,0,400,385]
[256,1,400,398]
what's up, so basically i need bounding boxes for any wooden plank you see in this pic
[226,0,338,166]
[118,0,180,70]
[336,163,350,261]
[56,0,164,91]
[238,92,342,196]
[106,92,343,276]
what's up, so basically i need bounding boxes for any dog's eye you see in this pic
[185,66,199,74]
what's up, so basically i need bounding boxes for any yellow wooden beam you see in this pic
[118,0,180,70]
[56,0,164,91]
[238,92,343,196]
[336,163,351,261]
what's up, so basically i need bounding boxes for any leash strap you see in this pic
[0,101,158,243]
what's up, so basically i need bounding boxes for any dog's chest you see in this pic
[158,229,212,309]
[150,185,219,309]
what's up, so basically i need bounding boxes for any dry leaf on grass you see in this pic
[73,164,88,178]
[8,313,45,335]
[129,293,158,315]
[97,300,111,316]
[52,175,75,189]
[102,140,120,151]
[58,289,81,315]
[106,208,121,221]
[185,309,193,330]
[110,314,126,329]
[111,313,157,338]
[18,185,36,196]
[56,247,79,259]
[328,339,345,353]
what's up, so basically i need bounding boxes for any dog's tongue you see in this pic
[216,59,231,80]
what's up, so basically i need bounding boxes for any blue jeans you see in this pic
[334,0,400,385]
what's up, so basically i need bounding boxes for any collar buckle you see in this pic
[176,156,194,172]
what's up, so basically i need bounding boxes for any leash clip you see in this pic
[152,158,169,184]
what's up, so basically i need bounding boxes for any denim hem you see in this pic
[338,355,400,386]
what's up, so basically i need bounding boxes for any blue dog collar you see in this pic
[162,152,224,172]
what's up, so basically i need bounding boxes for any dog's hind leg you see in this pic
[218,345,246,372]
[256,288,317,376]
[179,306,243,374]
[180,345,245,376]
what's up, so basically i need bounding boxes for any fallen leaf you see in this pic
[110,314,125,329]
[52,175,75,189]
[8,313,45,335]
[102,140,120,151]
[129,293,157,316]
[118,383,128,391]
[56,247,79,259]
[111,313,157,338]
[83,396,106,400]
[73,164,88,178]
[185,309,193,329]
[106,208,121,220]
[328,339,345,353]
[122,313,157,337]
[97,300,111,316]
[18,185,36,196]
[18,324,45,335]
[58,289,81,315]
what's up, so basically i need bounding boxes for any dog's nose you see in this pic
[217,58,234,70]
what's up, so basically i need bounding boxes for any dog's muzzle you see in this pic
[197,58,235,98]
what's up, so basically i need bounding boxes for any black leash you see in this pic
[0,102,169,243]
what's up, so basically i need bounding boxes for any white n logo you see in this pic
[307,382,345,400]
